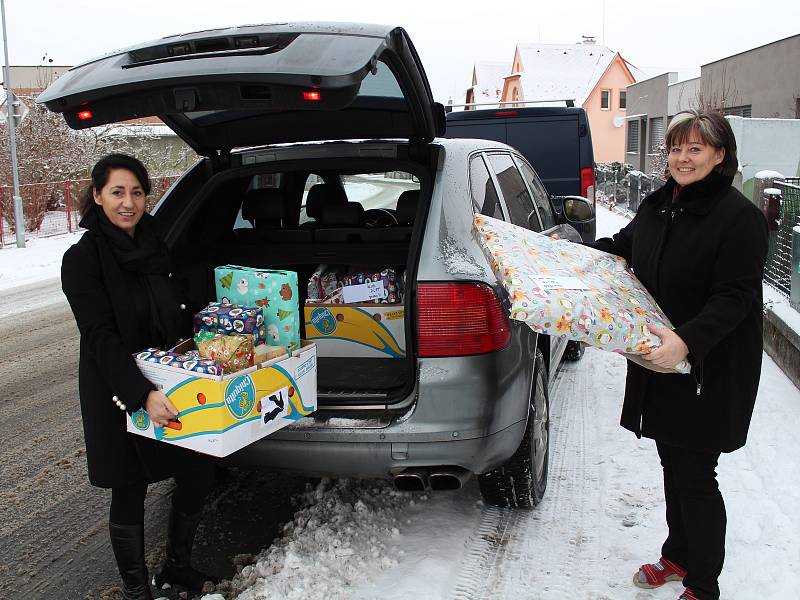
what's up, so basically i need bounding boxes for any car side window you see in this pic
[469,155,505,220]
[517,160,557,230]
[486,153,540,231]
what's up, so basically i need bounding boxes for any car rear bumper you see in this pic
[225,419,527,477]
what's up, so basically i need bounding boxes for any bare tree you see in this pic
[694,65,740,112]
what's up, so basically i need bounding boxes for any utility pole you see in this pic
[1,0,25,248]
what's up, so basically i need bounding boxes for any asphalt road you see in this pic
[0,283,308,600]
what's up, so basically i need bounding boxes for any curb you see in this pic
[764,308,800,391]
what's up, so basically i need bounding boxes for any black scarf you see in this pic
[80,205,182,349]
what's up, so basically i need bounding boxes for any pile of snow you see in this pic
[755,170,785,180]
[0,231,81,291]
[204,479,416,600]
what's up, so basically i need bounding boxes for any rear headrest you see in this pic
[395,190,419,226]
[242,189,286,225]
[305,184,348,220]
[319,202,365,227]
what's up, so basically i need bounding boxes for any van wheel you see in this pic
[478,349,549,508]
[563,340,585,361]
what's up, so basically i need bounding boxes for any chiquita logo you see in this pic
[224,375,256,420]
[311,307,337,335]
[131,408,150,431]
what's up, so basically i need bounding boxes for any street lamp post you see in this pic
[1,0,25,248]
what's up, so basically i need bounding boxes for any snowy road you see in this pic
[206,348,800,600]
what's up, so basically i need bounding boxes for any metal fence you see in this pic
[763,179,800,297]
[0,176,178,247]
[595,165,664,215]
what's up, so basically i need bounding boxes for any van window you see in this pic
[487,153,535,229]
[517,160,557,230]
[469,155,504,220]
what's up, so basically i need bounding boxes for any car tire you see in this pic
[562,340,585,361]
[478,348,549,509]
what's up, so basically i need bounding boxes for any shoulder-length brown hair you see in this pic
[664,109,738,177]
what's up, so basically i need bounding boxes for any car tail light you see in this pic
[76,110,93,121]
[303,90,322,102]
[416,282,511,357]
[580,167,595,205]
[495,110,518,117]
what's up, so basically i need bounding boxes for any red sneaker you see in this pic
[632,556,687,589]
[678,589,700,600]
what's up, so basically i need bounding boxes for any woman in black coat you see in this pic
[62,154,217,599]
[588,110,768,600]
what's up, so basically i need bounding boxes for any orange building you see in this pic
[499,42,645,163]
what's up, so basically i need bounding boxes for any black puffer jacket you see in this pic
[589,172,768,452]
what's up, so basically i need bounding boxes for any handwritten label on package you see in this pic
[342,280,386,303]
[532,277,589,291]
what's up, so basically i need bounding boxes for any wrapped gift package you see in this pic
[304,303,406,358]
[193,302,267,347]
[215,265,300,351]
[127,341,317,457]
[195,331,254,374]
[473,214,690,373]
[135,348,222,376]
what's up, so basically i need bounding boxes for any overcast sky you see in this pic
[2,0,798,103]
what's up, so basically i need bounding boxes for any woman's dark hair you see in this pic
[664,109,739,177]
[79,154,151,216]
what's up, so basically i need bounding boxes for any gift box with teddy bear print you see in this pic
[214,265,300,351]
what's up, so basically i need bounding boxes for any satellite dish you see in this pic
[613,115,625,128]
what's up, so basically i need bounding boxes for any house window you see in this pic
[649,117,665,154]
[601,90,610,110]
[626,120,639,153]
[721,105,752,118]
[619,90,627,110]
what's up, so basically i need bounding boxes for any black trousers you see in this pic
[656,441,725,600]
[110,463,215,525]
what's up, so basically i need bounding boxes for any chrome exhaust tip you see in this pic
[428,467,471,490]
[393,469,428,492]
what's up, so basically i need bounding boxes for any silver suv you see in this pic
[40,23,594,508]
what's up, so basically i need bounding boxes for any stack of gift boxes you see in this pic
[304,265,407,359]
[127,265,316,458]
[135,265,301,377]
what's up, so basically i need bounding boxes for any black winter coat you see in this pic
[62,225,207,488]
[589,172,768,452]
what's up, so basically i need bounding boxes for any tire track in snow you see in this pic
[449,350,609,600]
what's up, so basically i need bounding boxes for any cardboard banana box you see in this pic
[304,303,406,358]
[126,341,317,457]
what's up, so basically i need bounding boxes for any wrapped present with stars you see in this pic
[214,265,300,351]
[473,214,689,374]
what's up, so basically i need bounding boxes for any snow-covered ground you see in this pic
[2,206,798,600]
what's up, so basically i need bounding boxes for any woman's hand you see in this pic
[549,232,561,240]
[644,325,689,369]
[144,389,178,427]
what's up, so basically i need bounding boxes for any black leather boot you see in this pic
[152,508,218,593]
[109,522,154,600]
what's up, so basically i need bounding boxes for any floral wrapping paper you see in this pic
[473,214,690,374]
[135,348,222,376]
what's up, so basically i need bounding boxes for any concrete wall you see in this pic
[702,35,800,118]
[583,56,634,163]
[667,77,700,116]
[726,116,800,200]
[625,72,676,172]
